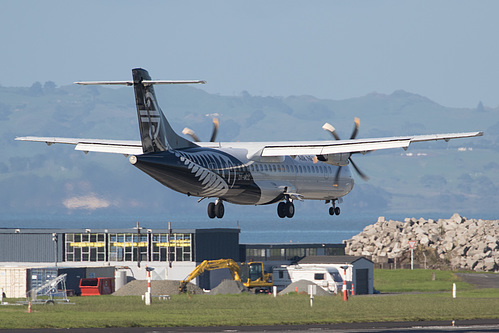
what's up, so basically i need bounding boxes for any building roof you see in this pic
[0,228,240,234]
[299,255,372,265]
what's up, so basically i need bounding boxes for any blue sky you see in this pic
[1,1,498,108]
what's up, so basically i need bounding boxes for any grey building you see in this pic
[0,227,349,296]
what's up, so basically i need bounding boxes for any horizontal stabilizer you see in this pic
[75,80,206,86]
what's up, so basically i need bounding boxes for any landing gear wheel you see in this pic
[215,202,225,218]
[207,202,216,219]
[277,202,286,218]
[329,207,335,216]
[334,206,341,215]
[285,201,295,218]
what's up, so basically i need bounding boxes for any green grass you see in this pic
[374,269,473,293]
[0,269,497,329]
[1,291,498,329]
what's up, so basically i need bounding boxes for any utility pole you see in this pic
[134,222,143,268]
[168,222,172,268]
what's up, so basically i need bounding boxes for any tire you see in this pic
[215,202,225,218]
[207,202,216,219]
[329,207,335,215]
[334,206,341,215]
[286,202,295,218]
[277,202,286,218]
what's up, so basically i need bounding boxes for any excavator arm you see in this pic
[179,259,242,293]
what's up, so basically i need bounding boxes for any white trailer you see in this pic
[273,264,347,293]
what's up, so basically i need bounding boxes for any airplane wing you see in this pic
[15,137,143,155]
[258,131,483,157]
[16,131,482,157]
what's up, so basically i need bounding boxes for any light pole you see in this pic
[52,233,58,267]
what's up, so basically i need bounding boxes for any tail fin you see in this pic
[132,68,198,153]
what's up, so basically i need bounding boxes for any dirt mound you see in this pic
[113,280,202,296]
[279,280,331,296]
[209,279,248,295]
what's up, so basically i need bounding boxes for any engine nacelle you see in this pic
[316,153,350,166]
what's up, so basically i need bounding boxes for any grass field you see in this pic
[0,270,497,329]
[374,269,473,292]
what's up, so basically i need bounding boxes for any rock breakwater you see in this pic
[345,213,498,272]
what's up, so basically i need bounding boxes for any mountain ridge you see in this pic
[1,83,496,220]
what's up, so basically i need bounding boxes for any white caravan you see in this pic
[273,264,351,294]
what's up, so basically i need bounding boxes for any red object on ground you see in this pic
[79,277,115,296]
[351,283,355,296]
[342,280,348,301]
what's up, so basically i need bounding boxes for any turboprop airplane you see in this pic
[16,68,483,219]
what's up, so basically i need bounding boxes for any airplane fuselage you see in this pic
[130,145,354,206]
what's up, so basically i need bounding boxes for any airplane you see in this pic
[16,68,483,219]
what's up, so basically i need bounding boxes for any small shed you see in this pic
[298,256,373,294]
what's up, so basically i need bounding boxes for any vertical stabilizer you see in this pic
[132,68,197,153]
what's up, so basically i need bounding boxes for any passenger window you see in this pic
[314,273,325,280]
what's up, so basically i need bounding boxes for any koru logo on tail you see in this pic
[140,91,170,151]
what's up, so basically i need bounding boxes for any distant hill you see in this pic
[1,82,497,222]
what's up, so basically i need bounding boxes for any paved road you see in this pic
[456,273,499,289]
[5,319,499,333]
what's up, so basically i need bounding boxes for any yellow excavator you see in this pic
[179,259,272,293]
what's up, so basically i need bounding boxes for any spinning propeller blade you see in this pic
[322,118,369,184]
[183,118,219,142]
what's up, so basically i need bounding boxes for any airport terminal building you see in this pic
[0,227,348,297]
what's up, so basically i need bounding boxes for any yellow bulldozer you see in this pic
[179,259,272,293]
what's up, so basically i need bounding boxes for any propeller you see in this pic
[182,118,219,142]
[322,117,369,184]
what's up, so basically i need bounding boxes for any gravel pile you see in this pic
[209,279,248,295]
[113,280,202,296]
[279,280,331,296]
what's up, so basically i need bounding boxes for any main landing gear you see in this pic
[327,199,341,216]
[207,199,224,219]
[277,198,295,218]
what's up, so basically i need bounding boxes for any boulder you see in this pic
[344,213,499,272]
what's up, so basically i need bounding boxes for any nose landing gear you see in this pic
[208,199,225,219]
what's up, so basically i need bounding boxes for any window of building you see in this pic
[151,233,192,262]
[65,233,106,262]
[108,233,148,262]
